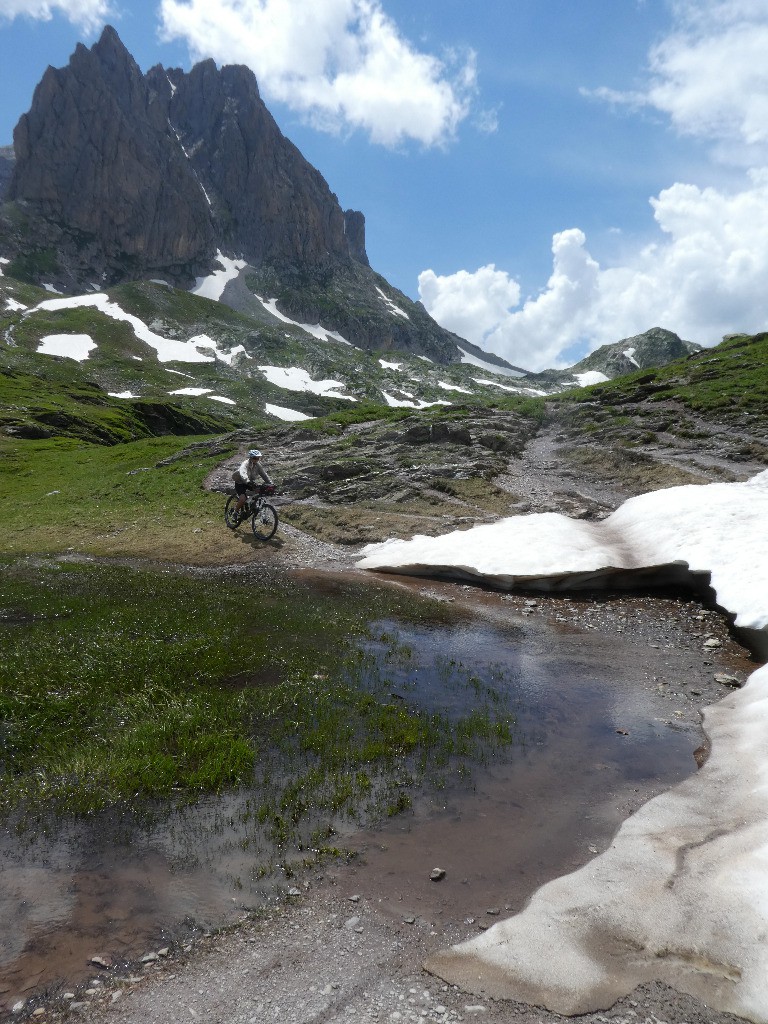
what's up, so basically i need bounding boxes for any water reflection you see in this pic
[0,595,723,1006]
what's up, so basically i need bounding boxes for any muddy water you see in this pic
[0,579,754,1008]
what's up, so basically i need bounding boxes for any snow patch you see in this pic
[192,251,247,300]
[359,472,768,1022]
[258,365,356,402]
[5,298,27,312]
[574,370,609,386]
[31,294,234,364]
[37,334,97,361]
[265,403,314,422]
[437,381,473,394]
[254,294,353,345]
[42,283,63,295]
[108,391,138,399]
[169,387,213,396]
[458,347,526,377]
[379,359,403,370]
[208,395,236,405]
[623,346,640,367]
[381,391,450,409]
[375,286,410,320]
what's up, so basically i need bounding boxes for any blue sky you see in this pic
[1,0,767,370]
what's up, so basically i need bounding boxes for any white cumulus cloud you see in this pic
[420,172,768,372]
[422,0,768,371]
[0,0,112,30]
[158,0,475,147]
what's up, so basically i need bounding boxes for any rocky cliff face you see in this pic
[0,146,14,202]
[3,26,505,364]
[9,28,217,279]
[4,27,367,287]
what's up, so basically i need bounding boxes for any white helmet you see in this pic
[248,449,262,458]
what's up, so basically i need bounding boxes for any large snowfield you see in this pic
[359,472,768,1022]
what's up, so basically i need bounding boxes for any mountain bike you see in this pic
[224,484,279,540]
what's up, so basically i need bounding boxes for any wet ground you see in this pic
[0,571,757,1021]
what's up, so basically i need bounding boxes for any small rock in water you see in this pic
[486,907,500,916]
[90,955,111,969]
[430,868,446,882]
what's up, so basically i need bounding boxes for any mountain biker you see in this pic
[233,449,274,515]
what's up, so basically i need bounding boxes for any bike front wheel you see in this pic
[251,502,278,540]
[224,495,242,529]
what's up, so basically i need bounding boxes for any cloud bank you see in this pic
[422,0,768,370]
[159,0,476,147]
[0,0,111,30]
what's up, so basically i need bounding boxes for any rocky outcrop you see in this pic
[0,146,14,202]
[9,27,217,281]
[146,57,362,269]
[3,26,510,363]
[5,26,368,289]
[569,327,701,379]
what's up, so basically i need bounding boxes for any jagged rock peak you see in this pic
[7,25,368,285]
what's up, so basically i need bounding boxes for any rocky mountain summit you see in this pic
[529,327,702,389]
[0,26,491,366]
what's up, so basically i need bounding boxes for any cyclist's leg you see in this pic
[235,477,248,512]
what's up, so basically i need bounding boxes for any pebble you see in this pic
[430,868,446,882]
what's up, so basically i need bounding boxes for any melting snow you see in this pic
[381,391,450,409]
[42,283,63,295]
[36,334,97,361]
[108,391,138,399]
[623,346,640,367]
[169,387,212,396]
[379,359,403,370]
[208,395,235,405]
[5,298,27,312]
[458,347,526,378]
[437,380,473,394]
[258,365,356,401]
[265,403,314,422]
[254,295,353,345]
[375,286,409,320]
[31,294,237,364]
[192,252,247,300]
[574,370,609,386]
[359,471,768,1022]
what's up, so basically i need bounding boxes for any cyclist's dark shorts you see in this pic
[234,477,250,496]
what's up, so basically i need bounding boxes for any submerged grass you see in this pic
[0,560,517,848]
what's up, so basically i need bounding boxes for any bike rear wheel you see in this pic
[224,495,243,529]
[251,502,278,540]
